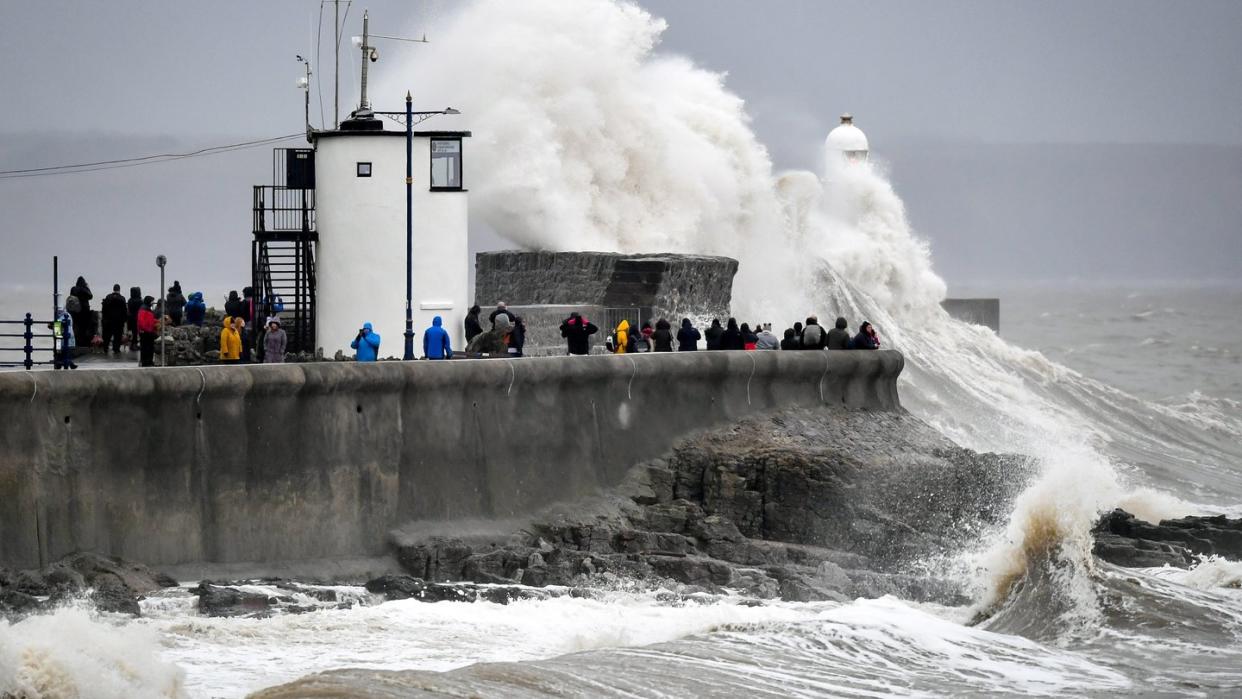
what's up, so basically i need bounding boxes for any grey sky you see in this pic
[2,0,1240,299]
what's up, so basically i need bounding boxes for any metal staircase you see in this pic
[251,149,317,354]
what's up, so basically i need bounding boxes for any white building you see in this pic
[311,121,471,357]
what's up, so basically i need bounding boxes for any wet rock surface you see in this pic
[383,407,1030,604]
[0,552,178,619]
[1093,508,1242,568]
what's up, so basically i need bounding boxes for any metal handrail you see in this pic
[0,313,58,369]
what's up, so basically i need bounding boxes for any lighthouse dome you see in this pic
[825,113,869,161]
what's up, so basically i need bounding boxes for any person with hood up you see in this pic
[219,317,241,363]
[801,317,826,350]
[793,322,804,341]
[351,322,381,362]
[677,318,701,351]
[780,328,799,350]
[466,313,512,355]
[560,312,598,356]
[100,284,127,355]
[464,305,484,343]
[652,318,674,352]
[423,316,452,360]
[224,291,243,320]
[263,318,287,363]
[50,308,77,370]
[126,286,143,351]
[704,318,724,350]
[853,321,881,350]
[165,282,187,326]
[67,276,94,341]
[827,317,853,350]
[755,324,779,350]
[137,296,159,367]
[611,319,634,354]
[720,318,743,350]
[740,323,758,350]
[185,292,207,326]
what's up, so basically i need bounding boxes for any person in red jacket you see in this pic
[136,296,159,367]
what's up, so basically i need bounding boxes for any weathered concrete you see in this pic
[941,298,1001,334]
[0,350,903,570]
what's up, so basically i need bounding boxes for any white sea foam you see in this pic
[1142,557,1242,591]
[0,604,186,699]
[146,589,828,698]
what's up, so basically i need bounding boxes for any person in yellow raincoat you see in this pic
[613,319,632,354]
[219,316,242,363]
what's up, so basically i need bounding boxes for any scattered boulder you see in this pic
[195,582,277,617]
[0,552,178,619]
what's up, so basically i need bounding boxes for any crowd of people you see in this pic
[52,277,882,367]
[52,276,284,368]
[590,314,881,354]
[426,303,884,361]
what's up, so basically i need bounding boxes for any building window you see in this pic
[430,139,462,190]
[356,162,372,177]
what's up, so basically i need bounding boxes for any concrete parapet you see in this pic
[0,350,903,570]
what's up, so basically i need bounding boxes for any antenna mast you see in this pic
[358,10,372,113]
[333,0,340,129]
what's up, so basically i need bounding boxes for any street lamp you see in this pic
[155,254,167,366]
[372,99,460,360]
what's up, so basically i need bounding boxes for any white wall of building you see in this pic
[314,132,468,358]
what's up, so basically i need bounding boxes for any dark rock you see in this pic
[365,574,428,600]
[393,537,476,582]
[0,588,43,616]
[196,582,276,617]
[462,549,526,584]
[647,555,733,588]
[1092,509,1242,568]
[365,574,550,605]
[91,574,142,615]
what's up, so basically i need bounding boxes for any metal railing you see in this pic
[253,185,316,234]
[0,314,57,369]
[602,307,641,336]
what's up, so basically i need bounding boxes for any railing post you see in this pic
[23,313,34,370]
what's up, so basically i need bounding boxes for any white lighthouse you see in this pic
[250,11,471,359]
[311,120,470,357]
[825,113,869,163]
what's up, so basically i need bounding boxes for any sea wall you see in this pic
[0,350,903,570]
[941,298,1000,334]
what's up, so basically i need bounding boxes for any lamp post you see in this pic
[403,92,414,360]
[371,101,460,361]
[156,254,166,366]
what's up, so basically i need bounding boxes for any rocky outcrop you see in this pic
[384,407,1030,604]
[0,552,177,618]
[1093,509,1242,568]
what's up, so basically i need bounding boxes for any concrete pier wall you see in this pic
[0,351,903,570]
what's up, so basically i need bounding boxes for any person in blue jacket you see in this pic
[423,316,452,360]
[51,308,78,370]
[351,322,381,362]
[184,292,207,327]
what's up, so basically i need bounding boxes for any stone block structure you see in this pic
[474,251,738,354]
